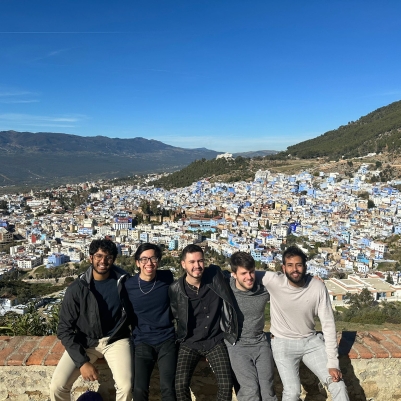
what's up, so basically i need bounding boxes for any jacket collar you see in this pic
[80,264,129,286]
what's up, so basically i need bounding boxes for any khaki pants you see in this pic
[50,337,133,401]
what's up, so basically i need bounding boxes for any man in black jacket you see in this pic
[169,244,237,401]
[50,239,132,401]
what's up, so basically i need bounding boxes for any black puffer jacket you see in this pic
[168,265,238,345]
[57,265,131,368]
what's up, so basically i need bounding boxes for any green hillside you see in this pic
[286,100,401,159]
[153,157,253,189]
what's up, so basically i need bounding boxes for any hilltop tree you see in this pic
[343,288,375,310]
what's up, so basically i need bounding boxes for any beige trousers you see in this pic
[50,337,133,401]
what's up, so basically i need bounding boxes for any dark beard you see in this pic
[93,266,111,276]
[285,270,306,285]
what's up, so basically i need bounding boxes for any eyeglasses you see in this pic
[138,256,158,264]
[93,253,114,261]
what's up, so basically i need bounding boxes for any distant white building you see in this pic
[216,153,233,160]
[17,256,42,269]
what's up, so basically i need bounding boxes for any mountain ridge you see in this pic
[285,100,401,159]
[0,131,222,187]
[1,99,401,189]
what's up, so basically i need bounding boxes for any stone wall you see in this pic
[1,331,401,401]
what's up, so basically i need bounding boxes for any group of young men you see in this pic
[50,239,349,401]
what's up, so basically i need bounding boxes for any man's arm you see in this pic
[260,270,279,291]
[168,283,178,320]
[221,269,231,282]
[317,283,341,374]
[57,286,91,369]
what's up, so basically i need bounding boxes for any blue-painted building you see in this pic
[78,227,93,235]
[169,239,178,251]
[47,253,70,268]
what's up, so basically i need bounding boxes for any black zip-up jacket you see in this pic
[168,265,238,345]
[57,265,131,369]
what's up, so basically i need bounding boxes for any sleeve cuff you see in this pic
[327,358,340,370]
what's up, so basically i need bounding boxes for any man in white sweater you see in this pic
[261,245,349,401]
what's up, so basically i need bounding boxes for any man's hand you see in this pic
[328,368,342,382]
[80,362,99,381]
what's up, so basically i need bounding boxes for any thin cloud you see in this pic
[0,90,34,97]
[0,113,87,129]
[30,48,71,62]
[0,99,39,104]
[16,123,76,128]
[0,89,39,103]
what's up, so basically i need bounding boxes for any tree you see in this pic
[343,288,375,310]
[386,273,394,285]
[367,200,375,209]
[286,234,298,246]
[0,303,60,336]
[274,261,282,272]
[134,213,144,225]
[150,200,160,216]
[139,200,150,215]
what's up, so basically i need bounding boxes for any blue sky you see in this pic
[0,0,400,153]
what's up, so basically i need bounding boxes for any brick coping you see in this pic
[0,331,401,366]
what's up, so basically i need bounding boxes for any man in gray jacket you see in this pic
[226,252,277,401]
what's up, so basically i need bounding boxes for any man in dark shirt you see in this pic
[50,239,132,401]
[169,244,237,401]
[125,243,176,401]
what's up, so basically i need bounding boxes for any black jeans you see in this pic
[175,341,233,401]
[133,337,177,401]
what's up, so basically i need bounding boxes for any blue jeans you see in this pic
[271,334,349,401]
[133,337,177,401]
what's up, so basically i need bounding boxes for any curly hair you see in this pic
[89,239,118,259]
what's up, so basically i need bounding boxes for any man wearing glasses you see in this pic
[125,243,176,401]
[50,239,132,401]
